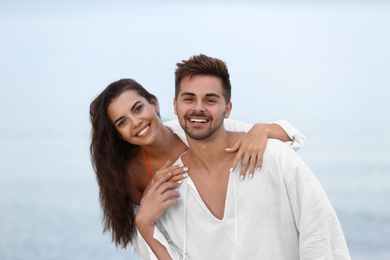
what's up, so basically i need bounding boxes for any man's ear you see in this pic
[225,102,232,118]
[173,98,177,115]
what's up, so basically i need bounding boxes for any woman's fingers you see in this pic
[225,138,241,172]
[226,124,270,180]
[153,161,189,184]
[150,171,174,190]
[238,151,250,180]
[138,172,180,226]
[169,165,188,183]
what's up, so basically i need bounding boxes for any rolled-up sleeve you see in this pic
[273,119,306,151]
[224,118,306,151]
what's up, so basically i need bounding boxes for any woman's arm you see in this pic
[164,118,306,180]
[135,173,180,260]
[223,118,306,149]
[224,119,306,180]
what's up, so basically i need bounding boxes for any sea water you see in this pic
[0,116,389,259]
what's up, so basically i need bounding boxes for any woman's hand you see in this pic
[143,161,188,198]
[136,172,180,236]
[226,123,289,180]
[136,172,179,259]
[152,160,188,184]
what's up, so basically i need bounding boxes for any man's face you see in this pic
[174,74,232,141]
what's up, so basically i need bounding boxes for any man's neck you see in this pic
[182,128,244,220]
[184,128,243,173]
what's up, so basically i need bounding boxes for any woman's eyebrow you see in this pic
[113,100,142,125]
[131,101,142,111]
[114,116,124,125]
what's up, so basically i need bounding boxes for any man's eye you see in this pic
[206,99,216,103]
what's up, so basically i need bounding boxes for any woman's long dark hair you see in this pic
[89,78,158,248]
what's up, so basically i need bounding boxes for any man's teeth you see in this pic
[190,119,207,123]
[137,125,150,136]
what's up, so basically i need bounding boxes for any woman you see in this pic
[89,78,305,249]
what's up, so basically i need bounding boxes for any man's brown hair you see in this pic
[174,54,232,103]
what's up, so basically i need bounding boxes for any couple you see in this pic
[90,54,350,259]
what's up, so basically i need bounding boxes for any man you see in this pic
[135,54,350,259]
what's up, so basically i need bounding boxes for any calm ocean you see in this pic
[1,1,389,259]
[0,118,389,259]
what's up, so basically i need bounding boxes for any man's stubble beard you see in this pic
[180,111,226,141]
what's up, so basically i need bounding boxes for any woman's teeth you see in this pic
[137,125,150,136]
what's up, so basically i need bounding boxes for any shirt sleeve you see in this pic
[223,118,252,132]
[224,118,306,151]
[273,119,306,151]
[281,145,351,259]
[129,229,156,260]
[130,224,184,260]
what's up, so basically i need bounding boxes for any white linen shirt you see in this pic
[133,139,350,260]
[131,119,306,259]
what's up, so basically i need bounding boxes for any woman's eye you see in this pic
[134,105,143,113]
[117,120,126,127]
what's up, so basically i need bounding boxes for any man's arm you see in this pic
[281,145,351,259]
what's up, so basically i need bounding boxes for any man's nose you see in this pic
[193,100,206,112]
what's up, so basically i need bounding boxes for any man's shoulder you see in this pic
[163,119,180,131]
[263,138,298,162]
[265,138,291,152]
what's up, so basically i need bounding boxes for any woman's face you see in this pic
[107,90,162,146]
